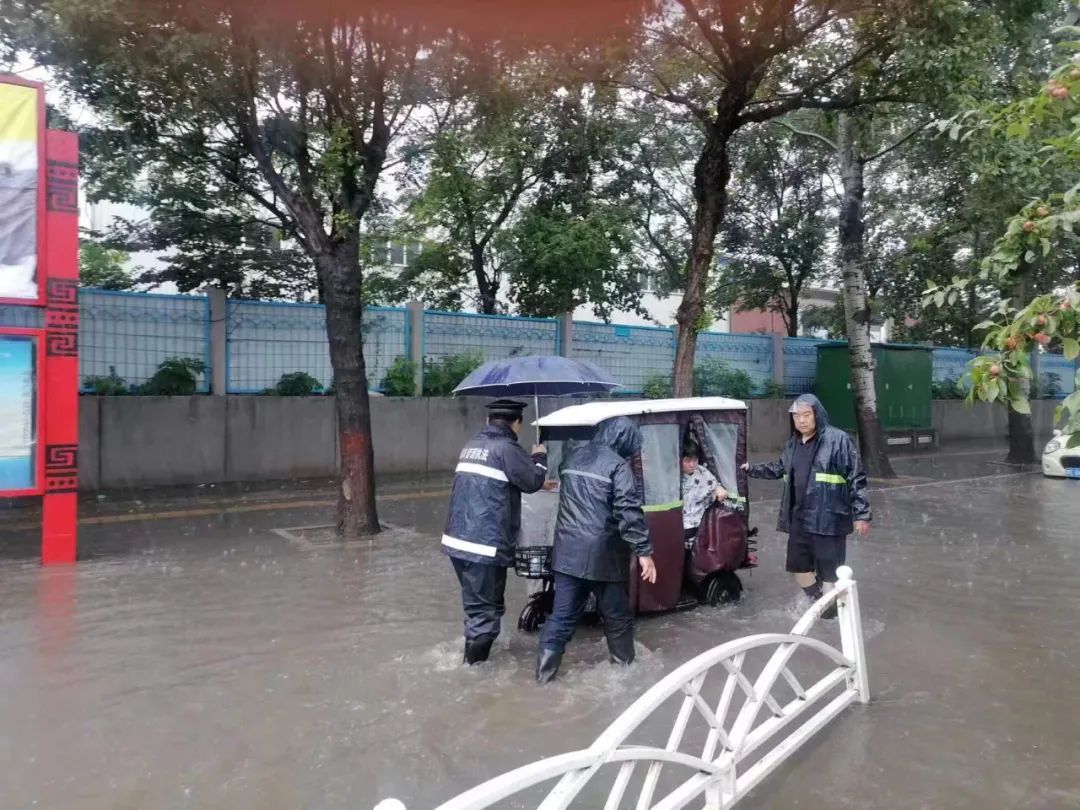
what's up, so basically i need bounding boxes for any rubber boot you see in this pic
[606,632,636,666]
[536,648,563,683]
[463,637,495,665]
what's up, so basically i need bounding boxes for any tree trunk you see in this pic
[473,244,497,315]
[673,127,731,397]
[1005,274,1037,464]
[837,112,896,479]
[318,239,380,537]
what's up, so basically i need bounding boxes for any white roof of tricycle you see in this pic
[535,396,747,427]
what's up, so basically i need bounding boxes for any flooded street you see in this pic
[1,448,1079,809]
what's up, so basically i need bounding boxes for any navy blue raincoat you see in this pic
[746,394,871,536]
[442,424,548,566]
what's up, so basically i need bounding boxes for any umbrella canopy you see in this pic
[453,355,621,398]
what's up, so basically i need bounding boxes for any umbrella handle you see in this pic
[535,393,541,446]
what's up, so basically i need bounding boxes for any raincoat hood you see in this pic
[594,416,643,459]
[789,393,831,435]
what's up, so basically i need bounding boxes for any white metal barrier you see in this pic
[377,566,869,810]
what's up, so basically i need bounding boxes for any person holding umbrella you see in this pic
[442,399,548,665]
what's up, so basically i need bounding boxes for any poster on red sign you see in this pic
[0,80,43,302]
[0,334,37,492]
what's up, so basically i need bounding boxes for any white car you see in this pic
[1042,431,1080,479]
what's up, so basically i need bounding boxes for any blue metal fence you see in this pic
[226,300,408,393]
[422,311,559,364]
[10,289,1077,400]
[80,289,210,392]
[931,346,979,383]
[572,321,675,394]
[697,331,774,391]
[783,337,827,394]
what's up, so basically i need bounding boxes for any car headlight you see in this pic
[1044,439,1061,455]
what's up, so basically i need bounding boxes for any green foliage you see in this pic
[378,354,484,397]
[79,242,136,290]
[266,372,322,396]
[931,376,968,400]
[642,374,672,399]
[694,360,756,400]
[759,380,789,400]
[380,357,418,397]
[82,371,128,395]
[641,361,757,400]
[138,358,206,396]
[424,354,484,397]
[926,20,1080,437]
[714,122,833,335]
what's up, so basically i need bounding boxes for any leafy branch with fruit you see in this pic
[924,23,1080,445]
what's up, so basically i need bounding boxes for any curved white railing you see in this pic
[377,566,869,810]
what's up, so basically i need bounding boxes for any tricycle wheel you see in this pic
[705,571,743,606]
[518,581,554,633]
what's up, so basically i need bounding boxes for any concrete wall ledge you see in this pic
[75,395,1062,491]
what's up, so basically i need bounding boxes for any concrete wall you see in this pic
[74,396,1064,492]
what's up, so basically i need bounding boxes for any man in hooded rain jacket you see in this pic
[443,399,548,665]
[536,416,657,683]
[744,394,871,611]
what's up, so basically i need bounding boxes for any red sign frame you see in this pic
[1,75,79,564]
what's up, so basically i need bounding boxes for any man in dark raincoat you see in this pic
[443,399,548,664]
[744,394,871,610]
[536,416,657,683]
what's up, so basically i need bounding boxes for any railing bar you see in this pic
[603,763,636,810]
[702,652,744,762]
[738,667,853,762]
[781,666,807,700]
[636,687,699,810]
[733,689,858,803]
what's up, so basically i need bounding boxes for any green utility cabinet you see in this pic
[815,343,933,433]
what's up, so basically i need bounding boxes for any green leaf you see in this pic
[1063,338,1079,361]
[1011,397,1031,415]
[1041,238,1052,256]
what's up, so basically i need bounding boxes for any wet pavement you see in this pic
[1,445,1079,809]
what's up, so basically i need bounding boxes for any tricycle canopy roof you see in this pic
[535,396,747,428]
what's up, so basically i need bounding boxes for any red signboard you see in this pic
[1,75,79,564]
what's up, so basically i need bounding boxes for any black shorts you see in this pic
[786,530,846,582]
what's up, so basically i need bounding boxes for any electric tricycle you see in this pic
[516,396,758,632]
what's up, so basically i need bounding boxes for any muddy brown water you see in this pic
[1,451,1078,809]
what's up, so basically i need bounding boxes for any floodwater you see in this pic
[1,448,1079,809]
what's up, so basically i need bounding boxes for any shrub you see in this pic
[642,374,672,399]
[83,371,128,395]
[1034,371,1062,400]
[423,353,483,397]
[694,360,756,400]
[642,361,756,400]
[931,376,967,400]
[267,371,322,396]
[381,357,418,396]
[758,380,788,400]
[138,357,206,395]
[378,354,483,396]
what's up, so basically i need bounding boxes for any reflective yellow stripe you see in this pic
[644,500,683,513]
[815,473,846,485]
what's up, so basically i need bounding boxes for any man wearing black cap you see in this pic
[443,399,548,664]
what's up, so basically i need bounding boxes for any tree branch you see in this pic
[865,123,926,163]
[779,119,838,150]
